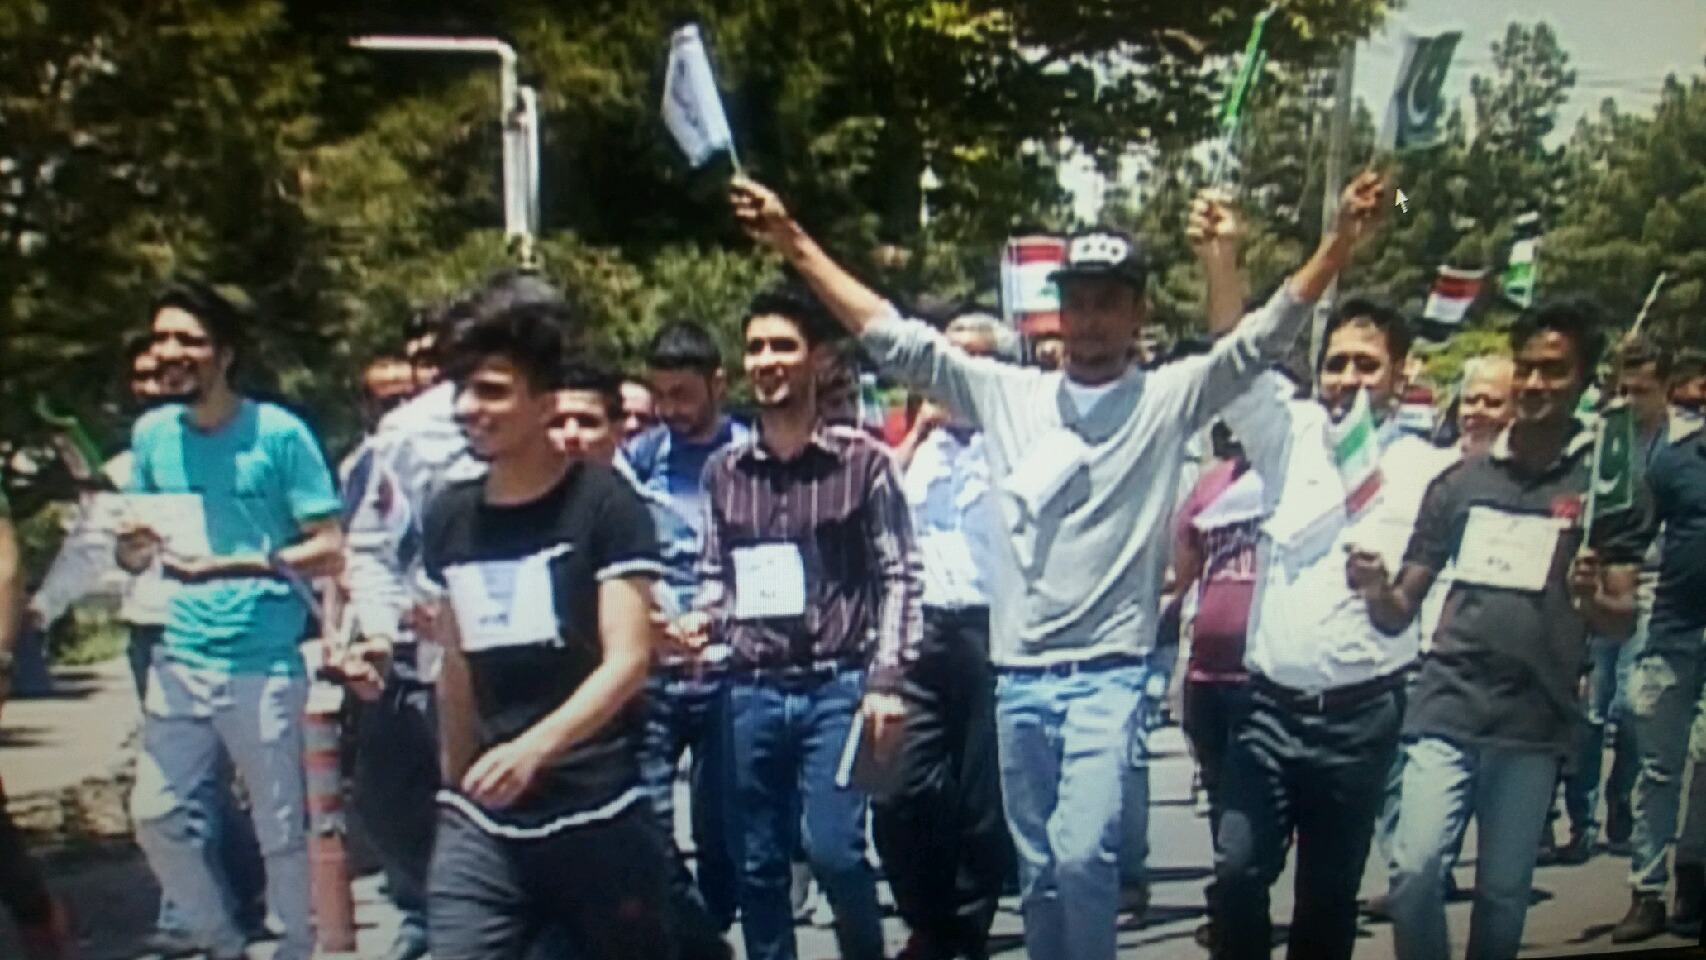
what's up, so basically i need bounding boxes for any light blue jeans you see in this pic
[1118,648,1173,887]
[996,663,1145,960]
[1629,632,1706,894]
[131,660,313,960]
[1389,737,1560,960]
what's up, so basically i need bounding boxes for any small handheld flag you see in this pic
[1207,5,1277,186]
[1378,31,1462,152]
[663,24,739,171]
[1501,213,1541,307]
[1422,266,1485,326]
[1332,390,1385,517]
[1583,400,1635,545]
[1000,236,1067,338]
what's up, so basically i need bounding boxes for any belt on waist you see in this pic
[1250,669,1409,715]
[730,658,862,685]
[997,652,1147,678]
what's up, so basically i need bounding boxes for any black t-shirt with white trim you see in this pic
[422,462,662,834]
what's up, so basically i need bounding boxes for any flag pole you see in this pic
[1629,272,1668,340]
[1207,5,1278,189]
[1581,410,1606,552]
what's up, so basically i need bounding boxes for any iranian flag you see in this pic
[1333,390,1384,516]
[1000,236,1067,337]
[1423,266,1484,325]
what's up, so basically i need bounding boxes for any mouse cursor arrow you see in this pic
[1395,189,1410,214]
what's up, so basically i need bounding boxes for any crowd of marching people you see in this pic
[3,165,1706,960]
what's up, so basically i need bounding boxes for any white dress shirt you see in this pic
[902,427,997,610]
[1225,373,1457,694]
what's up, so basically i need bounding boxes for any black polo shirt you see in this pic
[1402,420,1654,757]
[1650,422,1706,644]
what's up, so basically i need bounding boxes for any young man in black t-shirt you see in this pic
[420,300,674,960]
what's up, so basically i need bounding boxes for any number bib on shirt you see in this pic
[1454,506,1564,593]
[443,544,570,652]
[731,542,808,620]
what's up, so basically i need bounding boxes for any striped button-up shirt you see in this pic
[696,423,923,692]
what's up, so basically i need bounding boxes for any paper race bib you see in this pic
[1453,506,1563,593]
[731,543,807,620]
[443,545,570,652]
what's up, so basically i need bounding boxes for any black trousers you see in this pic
[871,606,1014,959]
[1212,679,1404,960]
[349,671,440,925]
[429,800,676,960]
[1182,678,1251,842]
[0,775,53,930]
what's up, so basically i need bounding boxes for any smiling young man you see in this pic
[1195,282,1457,959]
[678,287,922,960]
[621,322,749,935]
[1355,299,1653,960]
[118,280,343,960]
[730,173,1386,960]
[421,300,675,960]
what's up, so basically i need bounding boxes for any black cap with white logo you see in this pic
[1048,230,1149,291]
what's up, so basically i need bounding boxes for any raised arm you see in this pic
[1188,189,1249,338]
[1177,172,1389,430]
[731,177,1018,426]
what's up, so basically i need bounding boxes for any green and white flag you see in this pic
[1378,31,1462,152]
[1587,401,1637,527]
[1207,4,1276,185]
[1502,212,1541,308]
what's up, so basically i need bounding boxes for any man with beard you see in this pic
[678,287,922,960]
[730,172,1387,960]
[422,300,675,960]
[118,280,344,960]
[623,321,749,936]
[1366,299,1652,960]
[32,333,268,958]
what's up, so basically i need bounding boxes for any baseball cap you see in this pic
[1048,229,1149,291]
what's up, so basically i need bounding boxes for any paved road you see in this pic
[2,658,1698,958]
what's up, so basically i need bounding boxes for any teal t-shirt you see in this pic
[130,400,340,675]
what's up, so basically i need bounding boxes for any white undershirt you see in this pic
[1062,379,1118,416]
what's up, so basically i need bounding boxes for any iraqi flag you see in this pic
[1422,266,1484,325]
[1000,236,1067,337]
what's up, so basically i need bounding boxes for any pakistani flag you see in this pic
[1333,390,1385,516]
[1589,401,1637,528]
[662,24,737,170]
[1378,31,1462,152]
[1502,213,1541,307]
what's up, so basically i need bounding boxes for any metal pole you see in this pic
[1311,46,1356,384]
[351,36,533,252]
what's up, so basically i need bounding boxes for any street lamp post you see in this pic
[351,35,541,262]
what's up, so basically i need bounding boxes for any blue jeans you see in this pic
[1389,737,1560,960]
[727,668,882,960]
[1630,637,1706,894]
[641,670,738,930]
[1564,634,1641,840]
[996,663,1144,960]
[1118,647,1173,887]
[127,627,267,940]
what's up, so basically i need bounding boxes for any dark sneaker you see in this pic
[1613,893,1668,944]
[1554,830,1594,866]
